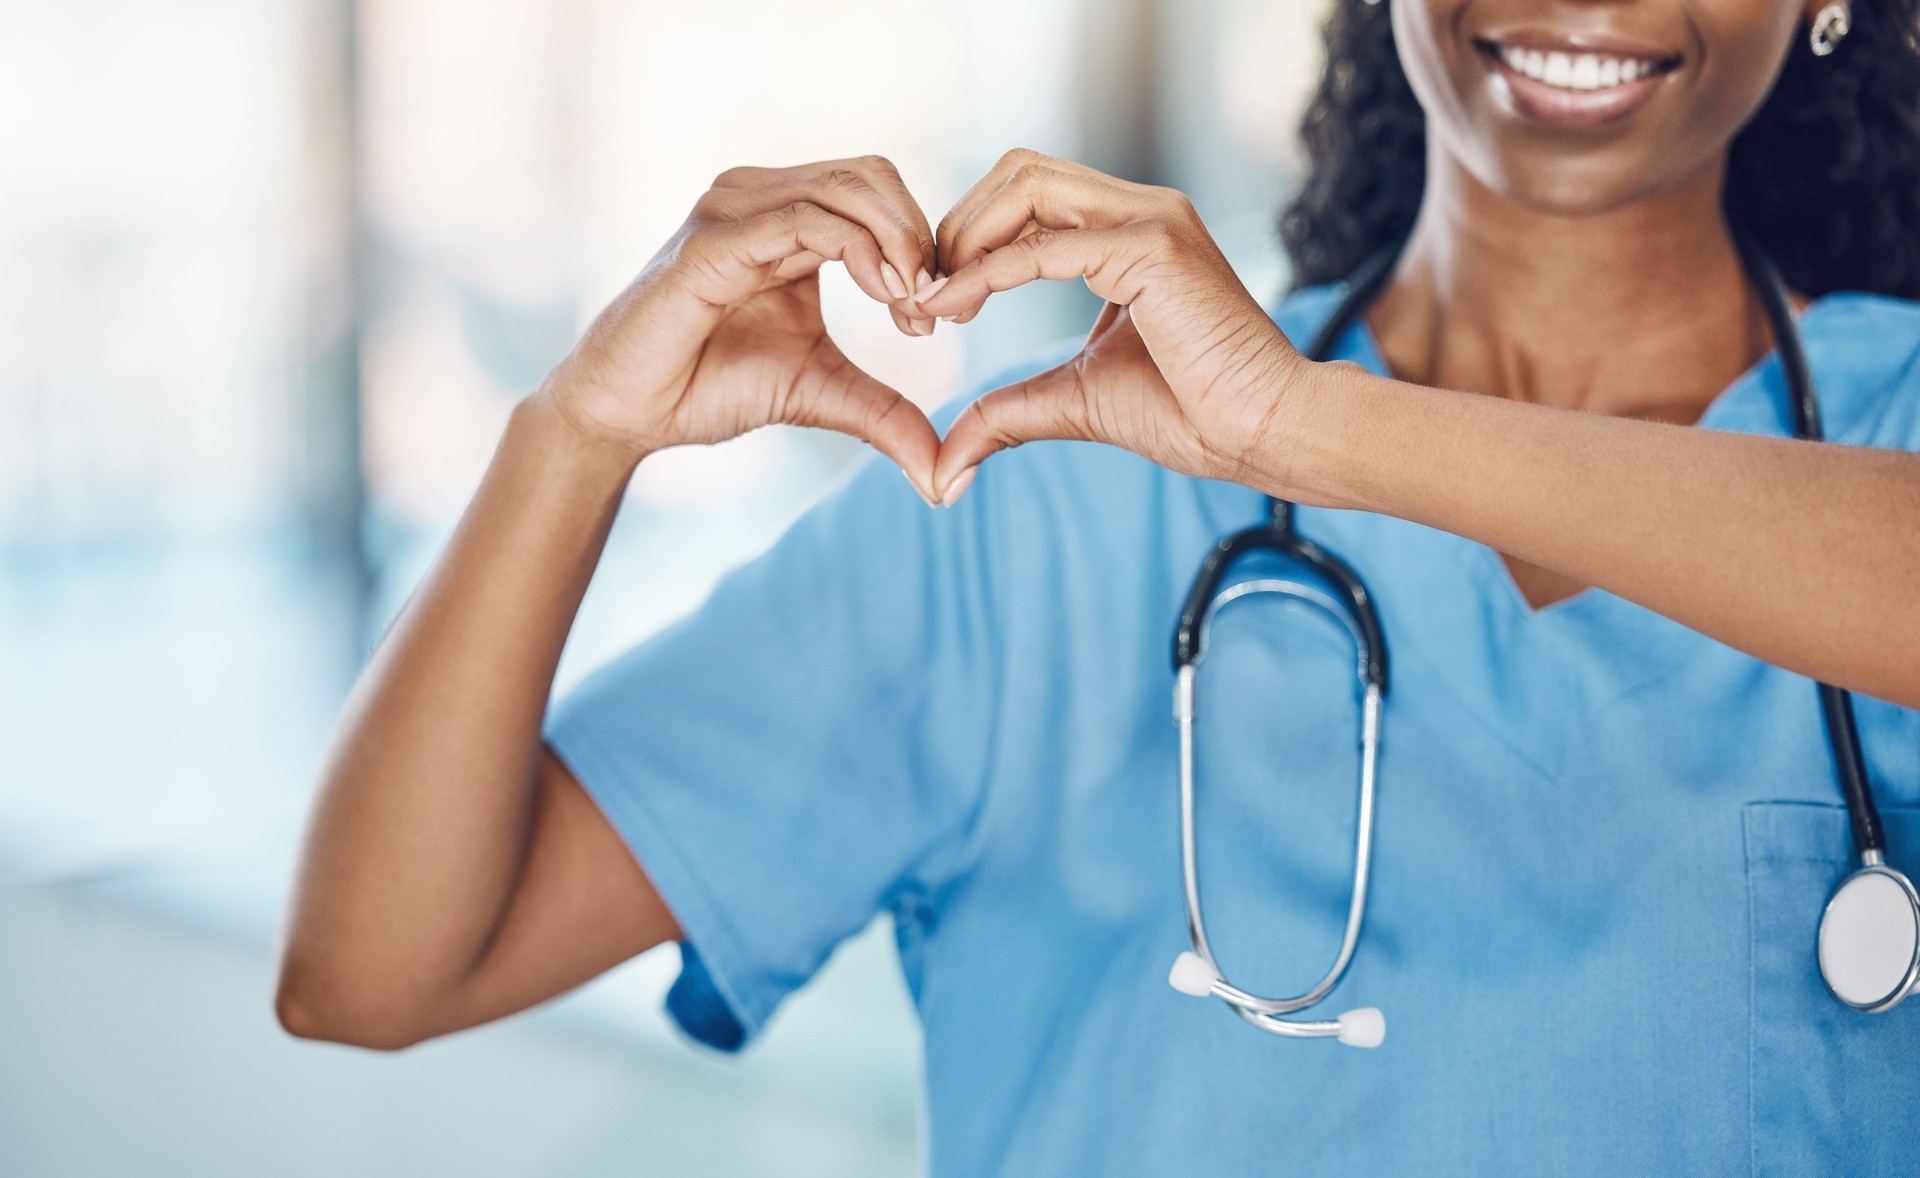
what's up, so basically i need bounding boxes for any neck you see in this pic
[1367,150,1773,422]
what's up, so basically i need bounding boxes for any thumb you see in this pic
[933,359,1094,505]
[782,343,941,502]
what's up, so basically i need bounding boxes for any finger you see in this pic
[769,252,827,284]
[916,224,1166,321]
[933,150,1132,272]
[939,164,1150,281]
[933,361,1093,500]
[707,162,936,321]
[890,302,934,338]
[698,201,893,306]
[935,149,1088,266]
[928,221,1054,324]
[781,338,941,499]
[847,156,940,299]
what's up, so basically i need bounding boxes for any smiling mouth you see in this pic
[1475,37,1681,128]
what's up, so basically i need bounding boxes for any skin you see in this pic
[277,0,1920,1050]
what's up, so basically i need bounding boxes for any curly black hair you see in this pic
[1280,0,1920,299]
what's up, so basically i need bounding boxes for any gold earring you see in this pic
[1810,2,1850,56]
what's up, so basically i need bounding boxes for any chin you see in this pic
[1458,131,1703,221]
[1490,162,1665,218]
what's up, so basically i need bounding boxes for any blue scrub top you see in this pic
[547,285,1920,1176]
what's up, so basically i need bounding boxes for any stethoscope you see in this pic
[1164,231,1920,1047]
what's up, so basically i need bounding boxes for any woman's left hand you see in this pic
[918,150,1309,503]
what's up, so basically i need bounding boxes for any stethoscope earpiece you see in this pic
[1167,952,1386,1048]
[1818,863,1920,1013]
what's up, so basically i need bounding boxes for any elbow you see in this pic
[273,961,433,1052]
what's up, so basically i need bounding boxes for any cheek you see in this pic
[1689,0,1803,137]
[1391,0,1475,145]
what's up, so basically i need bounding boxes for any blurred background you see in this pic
[0,0,1328,1172]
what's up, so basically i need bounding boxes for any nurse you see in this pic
[277,0,1920,1169]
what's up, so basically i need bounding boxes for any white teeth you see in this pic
[1497,45,1663,91]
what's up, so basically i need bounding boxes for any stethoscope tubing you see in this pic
[1171,225,1914,1038]
[1176,581,1384,1017]
[1732,228,1887,863]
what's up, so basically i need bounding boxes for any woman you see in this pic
[277,0,1920,1168]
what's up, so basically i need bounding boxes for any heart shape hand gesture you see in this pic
[540,150,1310,507]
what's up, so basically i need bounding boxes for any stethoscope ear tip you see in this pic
[1169,950,1222,998]
[1336,1007,1386,1048]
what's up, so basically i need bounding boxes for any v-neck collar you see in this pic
[1282,293,1848,778]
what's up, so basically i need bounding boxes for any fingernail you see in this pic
[915,267,932,293]
[912,273,950,304]
[903,468,937,508]
[911,317,933,337]
[881,262,909,300]
[942,466,977,508]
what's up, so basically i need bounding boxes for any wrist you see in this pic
[1242,356,1381,512]
[512,381,650,491]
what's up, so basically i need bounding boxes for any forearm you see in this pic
[1280,364,1920,707]
[280,388,641,1040]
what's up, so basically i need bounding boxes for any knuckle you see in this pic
[856,153,896,176]
[861,391,904,438]
[1013,162,1063,196]
[999,146,1042,169]
[1149,184,1196,213]
[816,167,867,195]
[762,200,815,231]
[1015,227,1057,255]
[1137,217,1181,248]
[710,165,759,188]
[969,395,1018,448]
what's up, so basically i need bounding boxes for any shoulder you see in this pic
[1804,292,1920,448]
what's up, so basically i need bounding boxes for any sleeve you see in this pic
[544,439,1003,1052]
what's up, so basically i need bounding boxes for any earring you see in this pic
[1810,2,1850,55]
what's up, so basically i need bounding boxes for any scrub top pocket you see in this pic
[1743,801,1920,1177]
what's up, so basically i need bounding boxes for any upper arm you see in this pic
[426,747,681,1039]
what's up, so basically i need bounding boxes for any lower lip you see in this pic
[1482,48,1671,130]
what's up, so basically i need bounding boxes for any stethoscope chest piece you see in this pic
[1818,863,1920,1013]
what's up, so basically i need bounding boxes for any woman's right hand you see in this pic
[538,155,946,501]
[278,158,951,1050]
